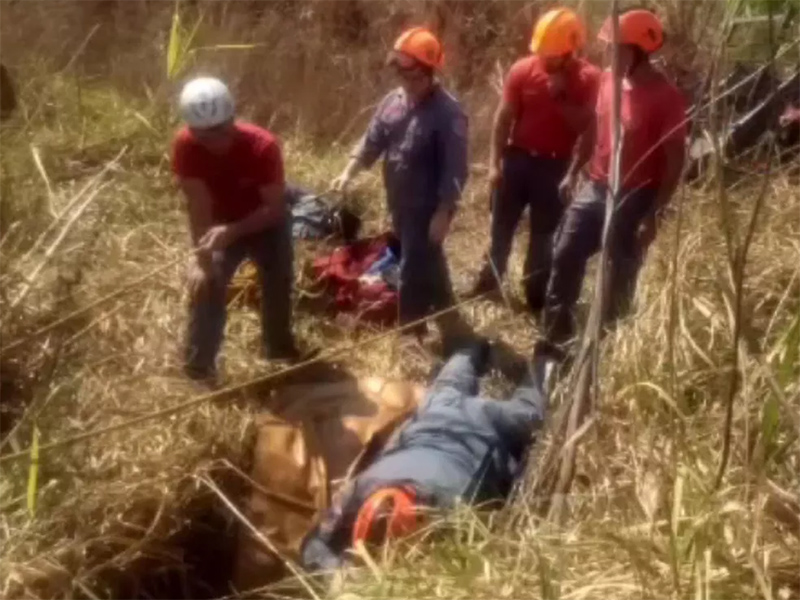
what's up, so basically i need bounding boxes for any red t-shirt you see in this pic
[171,121,285,224]
[589,70,687,190]
[503,56,601,159]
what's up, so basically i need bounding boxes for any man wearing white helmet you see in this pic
[172,76,298,380]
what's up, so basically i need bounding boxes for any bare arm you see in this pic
[489,99,514,173]
[339,157,365,182]
[228,182,286,239]
[332,122,381,192]
[180,178,214,248]
[333,92,394,191]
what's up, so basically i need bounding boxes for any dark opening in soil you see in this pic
[105,470,247,600]
[124,500,234,597]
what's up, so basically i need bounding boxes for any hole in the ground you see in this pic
[101,468,248,600]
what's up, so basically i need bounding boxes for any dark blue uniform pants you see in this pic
[431,351,544,419]
[393,206,468,342]
[185,220,295,374]
[543,181,658,345]
[477,149,568,311]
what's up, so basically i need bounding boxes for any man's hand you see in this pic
[637,212,658,251]
[488,163,502,189]
[487,163,502,211]
[429,206,453,245]
[199,224,234,252]
[558,171,578,205]
[331,158,363,194]
[187,255,212,299]
[330,172,351,193]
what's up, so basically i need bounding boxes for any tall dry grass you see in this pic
[1,1,798,599]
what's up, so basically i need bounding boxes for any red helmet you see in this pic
[352,486,419,547]
[598,9,664,54]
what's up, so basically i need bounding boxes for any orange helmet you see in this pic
[598,9,664,54]
[390,27,444,70]
[352,486,419,547]
[530,8,586,58]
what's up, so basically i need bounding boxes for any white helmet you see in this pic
[179,77,235,129]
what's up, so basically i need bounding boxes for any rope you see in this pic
[0,291,495,465]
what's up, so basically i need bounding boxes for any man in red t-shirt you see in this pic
[543,10,687,349]
[470,8,600,314]
[172,77,298,380]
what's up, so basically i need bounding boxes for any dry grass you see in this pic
[1,1,799,599]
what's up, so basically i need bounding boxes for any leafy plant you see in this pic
[166,1,203,80]
[26,426,40,518]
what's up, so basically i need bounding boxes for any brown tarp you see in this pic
[232,376,425,592]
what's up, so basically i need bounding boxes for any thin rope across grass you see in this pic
[0,290,496,465]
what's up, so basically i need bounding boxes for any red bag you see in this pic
[311,233,399,326]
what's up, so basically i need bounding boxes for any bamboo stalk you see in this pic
[546,0,622,526]
[713,0,778,492]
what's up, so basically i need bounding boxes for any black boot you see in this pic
[466,269,501,300]
[466,336,492,376]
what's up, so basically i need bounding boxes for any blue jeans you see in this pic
[185,220,295,373]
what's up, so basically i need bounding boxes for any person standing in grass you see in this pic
[542,9,687,350]
[469,8,600,314]
[331,27,472,352]
[172,77,299,380]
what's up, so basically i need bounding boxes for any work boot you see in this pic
[438,312,477,357]
[524,285,546,320]
[402,320,430,340]
[465,336,492,376]
[183,363,218,387]
[532,339,568,365]
[264,342,319,364]
[528,341,565,394]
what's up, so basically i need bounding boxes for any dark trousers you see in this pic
[432,351,542,411]
[185,220,295,373]
[392,205,469,344]
[430,349,547,457]
[477,149,568,311]
[543,181,658,345]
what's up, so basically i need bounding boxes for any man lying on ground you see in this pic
[301,339,547,571]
